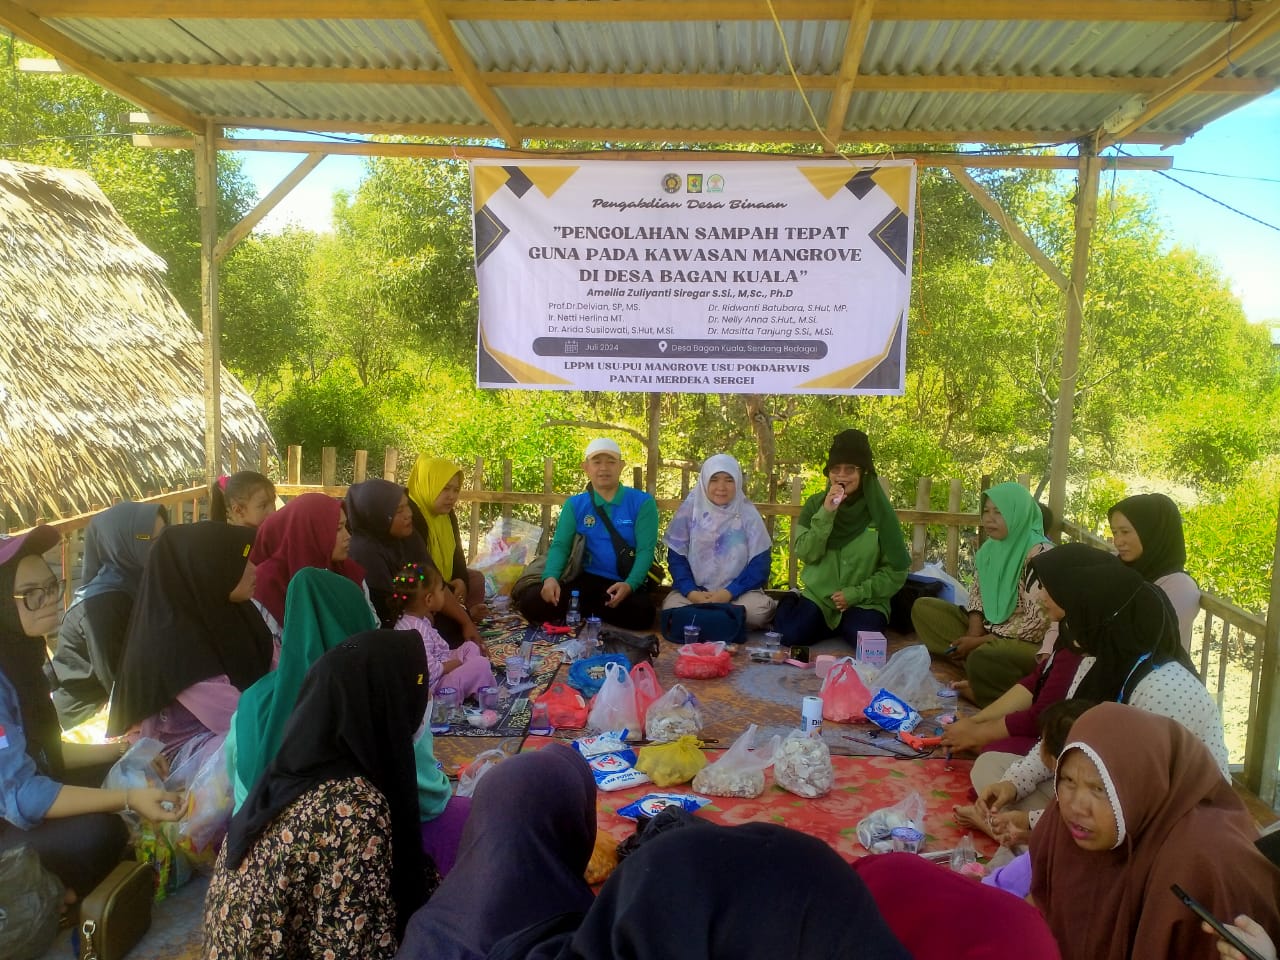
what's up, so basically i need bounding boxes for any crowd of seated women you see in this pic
[3,434,1278,959]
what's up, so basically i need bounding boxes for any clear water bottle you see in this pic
[565,590,582,631]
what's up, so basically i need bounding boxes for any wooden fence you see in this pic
[9,444,1276,802]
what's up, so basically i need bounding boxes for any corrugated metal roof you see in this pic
[10,3,1280,146]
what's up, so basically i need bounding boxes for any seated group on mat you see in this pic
[1,430,1276,959]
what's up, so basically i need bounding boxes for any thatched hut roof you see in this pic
[0,159,274,525]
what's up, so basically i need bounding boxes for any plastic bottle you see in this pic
[566,590,582,631]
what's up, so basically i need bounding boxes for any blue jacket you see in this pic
[0,671,62,829]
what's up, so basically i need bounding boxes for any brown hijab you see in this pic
[1031,702,1280,960]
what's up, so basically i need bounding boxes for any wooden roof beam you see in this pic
[135,133,1175,171]
[824,0,875,148]
[410,0,519,147]
[20,0,1255,23]
[28,58,1268,98]
[1103,2,1280,145]
[213,152,324,264]
[949,166,1068,290]
[0,0,203,130]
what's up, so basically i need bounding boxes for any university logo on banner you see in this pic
[471,160,915,395]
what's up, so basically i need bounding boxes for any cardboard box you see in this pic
[856,630,887,666]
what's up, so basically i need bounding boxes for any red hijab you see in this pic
[250,493,364,623]
[1031,702,1280,960]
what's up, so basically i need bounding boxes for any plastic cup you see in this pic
[478,685,500,710]
[683,624,701,644]
[491,595,512,615]
[764,630,783,649]
[529,700,552,734]
[504,655,529,685]
[890,826,925,854]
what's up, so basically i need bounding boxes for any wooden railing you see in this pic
[11,444,1276,801]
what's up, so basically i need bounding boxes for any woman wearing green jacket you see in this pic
[774,430,910,647]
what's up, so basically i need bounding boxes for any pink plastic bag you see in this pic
[674,641,732,680]
[587,661,641,735]
[820,656,873,722]
[630,662,665,735]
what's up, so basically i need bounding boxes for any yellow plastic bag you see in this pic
[634,735,706,786]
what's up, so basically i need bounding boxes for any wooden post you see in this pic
[788,476,804,590]
[228,445,239,472]
[501,458,513,523]
[1047,149,1101,540]
[1244,492,1280,802]
[259,442,272,474]
[383,447,399,482]
[321,447,337,488]
[541,458,555,546]
[945,479,962,576]
[470,457,484,560]
[353,450,368,483]
[196,120,223,487]
[60,533,72,608]
[911,477,931,571]
[646,393,660,495]
[287,446,302,485]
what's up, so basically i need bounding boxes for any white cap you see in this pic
[584,437,622,460]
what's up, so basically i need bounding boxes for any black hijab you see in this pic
[1109,493,1188,581]
[491,819,911,960]
[1029,543,1194,704]
[0,527,64,777]
[345,479,433,625]
[226,629,430,938]
[107,522,271,736]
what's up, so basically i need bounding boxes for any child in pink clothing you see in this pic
[392,563,495,700]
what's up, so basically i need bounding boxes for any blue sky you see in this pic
[233,90,1280,324]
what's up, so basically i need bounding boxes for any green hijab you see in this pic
[798,474,910,570]
[974,482,1050,625]
[231,568,377,809]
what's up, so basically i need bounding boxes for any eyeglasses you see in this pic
[12,578,64,611]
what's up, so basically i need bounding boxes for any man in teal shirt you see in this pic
[517,438,660,630]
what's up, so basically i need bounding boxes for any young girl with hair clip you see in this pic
[391,563,495,699]
[210,471,277,528]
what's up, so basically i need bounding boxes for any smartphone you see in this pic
[1170,884,1268,960]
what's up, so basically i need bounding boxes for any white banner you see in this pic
[472,159,914,394]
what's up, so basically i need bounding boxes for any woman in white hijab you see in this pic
[662,454,776,628]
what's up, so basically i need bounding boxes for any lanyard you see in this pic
[1118,652,1154,702]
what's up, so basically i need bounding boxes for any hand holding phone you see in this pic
[1171,884,1272,960]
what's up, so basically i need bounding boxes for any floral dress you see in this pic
[202,777,398,959]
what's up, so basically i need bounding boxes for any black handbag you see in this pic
[598,628,660,666]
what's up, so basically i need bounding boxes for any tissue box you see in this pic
[856,631,887,666]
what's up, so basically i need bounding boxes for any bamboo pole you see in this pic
[911,477,931,571]
[259,442,272,474]
[470,457,484,559]
[1047,149,1101,540]
[501,458,513,523]
[321,447,337,488]
[945,479,962,576]
[1244,493,1280,802]
[353,449,368,483]
[196,120,223,488]
[383,447,398,482]
[646,393,660,495]
[788,476,804,589]
[287,446,302,485]
[541,458,555,547]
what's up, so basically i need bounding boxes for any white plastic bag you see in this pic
[643,683,704,743]
[773,730,834,798]
[587,662,641,735]
[856,791,926,852]
[470,517,545,597]
[691,724,780,798]
[913,563,969,607]
[875,644,941,709]
[456,747,509,798]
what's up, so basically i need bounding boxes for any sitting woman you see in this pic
[108,522,274,770]
[914,481,1055,707]
[250,492,366,636]
[773,429,909,648]
[0,526,181,907]
[229,568,466,876]
[1109,492,1200,650]
[48,501,167,729]
[204,630,433,958]
[938,640,1083,757]
[408,456,487,620]
[396,745,913,960]
[966,544,1228,844]
[1031,702,1280,960]
[662,454,777,629]
[391,563,494,701]
[346,478,480,648]
[210,471,277,528]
